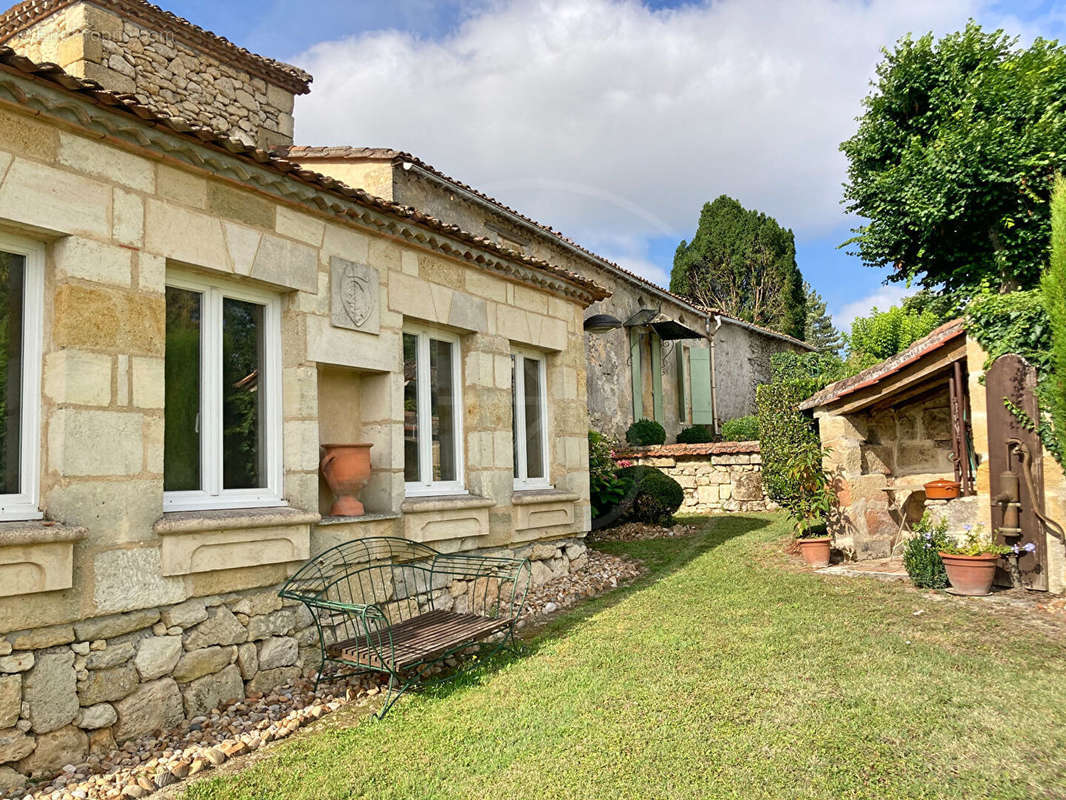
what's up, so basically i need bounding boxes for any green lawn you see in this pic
[184,514,1066,800]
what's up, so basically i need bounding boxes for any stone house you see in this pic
[285,148,814,443]
[803,320,1066,594]
[0,0,606,787]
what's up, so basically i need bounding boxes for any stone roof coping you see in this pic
[613,441,761,458]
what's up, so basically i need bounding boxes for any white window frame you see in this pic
[512,349,551,491]
[0,232,42,521]
[403,325,466,497]
[163,271,285,512]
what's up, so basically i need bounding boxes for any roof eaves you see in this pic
[0,46,607,304]
[799,318,967,411]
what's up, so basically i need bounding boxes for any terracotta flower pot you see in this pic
[939,552,999,596]
[798,536,832,568]
[320,443,373,516]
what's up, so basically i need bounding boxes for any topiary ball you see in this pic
[616,465,684,524]
[677,425,715,444]
[625,418,666,446]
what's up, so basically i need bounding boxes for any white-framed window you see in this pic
[163,271,284,512]
[403,325,465,497]
[512,349,550,490]
[0,232,43,521]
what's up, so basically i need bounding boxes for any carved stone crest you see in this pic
[330,256,380,334]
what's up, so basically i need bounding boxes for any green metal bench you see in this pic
[280,537,531,717]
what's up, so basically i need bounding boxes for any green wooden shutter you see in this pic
[651,334,664,423]
[690,346,713,425]
[630,328,642,421]
[676,345,687,422]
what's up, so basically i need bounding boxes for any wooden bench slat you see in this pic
[328,610,510,670]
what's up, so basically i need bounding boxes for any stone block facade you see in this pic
[0,46,601,783]
[0,0,310,148]
[613,442,774,514]
[286,151,812,445]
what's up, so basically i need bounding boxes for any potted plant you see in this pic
[783,444,836,568]
[938,525,1012,596]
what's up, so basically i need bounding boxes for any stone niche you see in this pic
[316,365,393,517]
[0,523,86,597]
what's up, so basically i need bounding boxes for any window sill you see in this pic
[511,489,579,506]
[400,494,495,514]
[317,512,401,527]
[0,520,86,597]
[153,507,317,576]
[154,507,320,535]
[0,519,87,547]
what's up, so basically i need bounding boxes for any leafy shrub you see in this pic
[616,466,684,525]
[720,415,759,442]
[1041,175,1066,465]
[902,514,950,589]
[677,424,715,444]
[588,431,626,520]
[755,381,820,505]
[625,418,666,446]
[769,351,849,397]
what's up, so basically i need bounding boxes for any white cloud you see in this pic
[292,0,1032,286]
[833,284,915,332]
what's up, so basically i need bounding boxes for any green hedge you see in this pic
[755,382,820,506]
[720,415,759,442]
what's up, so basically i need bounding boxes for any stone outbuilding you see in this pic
[803,320,1066,595]
[285,147,813,443]
[0,0,608,786]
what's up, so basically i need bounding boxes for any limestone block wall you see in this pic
[3,1,304,149]
[613,442,774,514]
[0,73,597,782]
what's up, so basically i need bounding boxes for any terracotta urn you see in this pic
[939,552,999,596]
[797,536,832,568]
[320,443,373,516]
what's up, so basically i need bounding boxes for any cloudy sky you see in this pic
[169,0,1066,332]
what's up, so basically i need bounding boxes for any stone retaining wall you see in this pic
[0,539,585,790]
[614,442,774,514]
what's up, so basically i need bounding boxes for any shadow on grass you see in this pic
[408,513,776,707]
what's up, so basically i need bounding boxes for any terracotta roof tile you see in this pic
[0,45,607,302]
[0,0,311,93]
[283,146,814,350]
[799,318,967,411]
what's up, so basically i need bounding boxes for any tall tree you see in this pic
[802,282,842,353]
[670,195,806,339]
[841,23,1066,293]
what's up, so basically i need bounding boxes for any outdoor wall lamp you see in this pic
[583,313,623,334]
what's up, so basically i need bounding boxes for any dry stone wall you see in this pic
[0,539,585,786]
[614,443,774,514]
